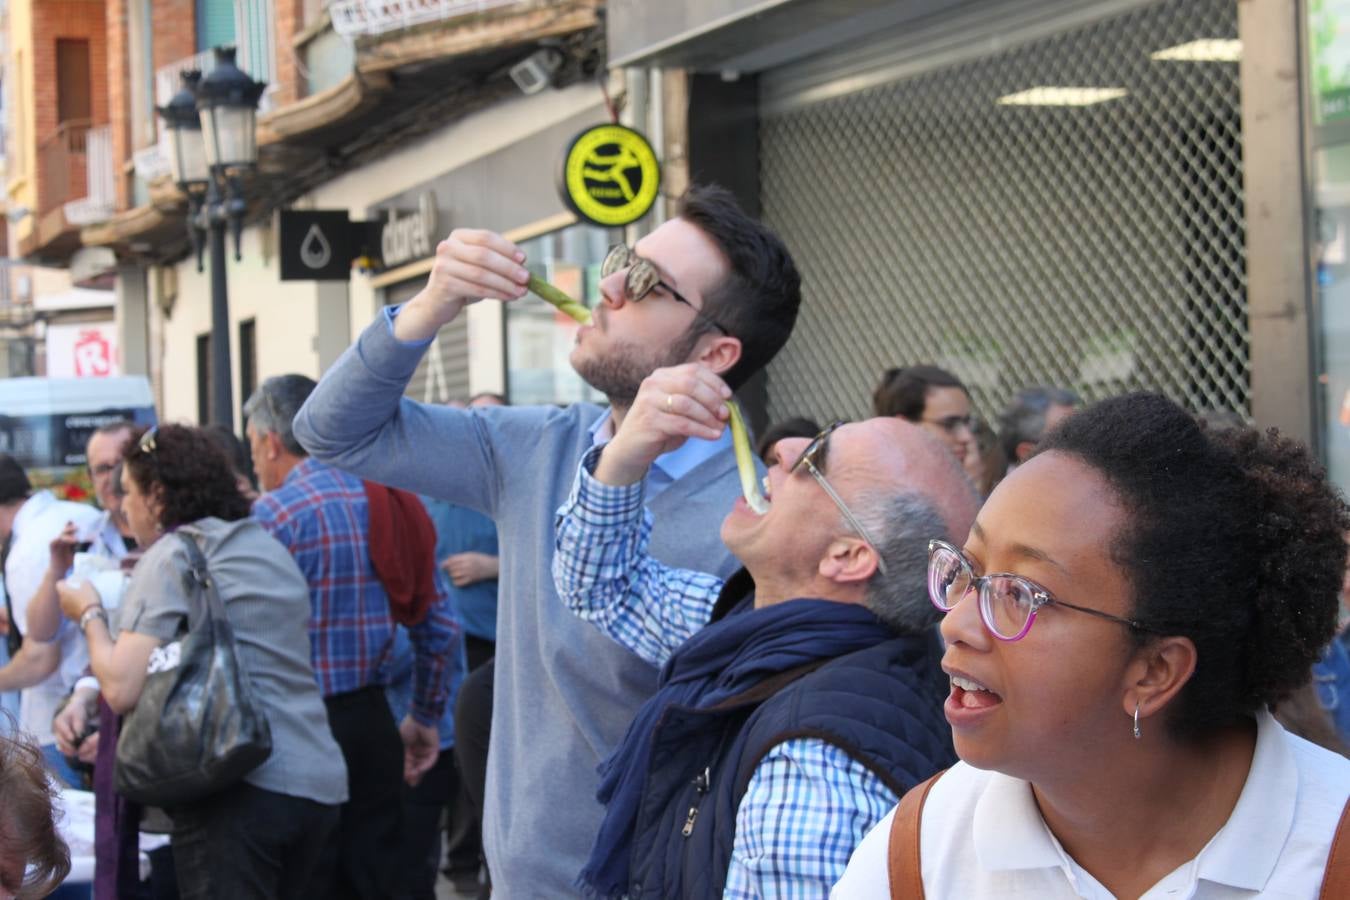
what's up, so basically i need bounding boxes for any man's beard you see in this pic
[573,330,703,405]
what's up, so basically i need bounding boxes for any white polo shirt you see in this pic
[832,711,1350,898]
[3,491,103,744]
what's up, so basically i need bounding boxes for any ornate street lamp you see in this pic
[157,47,265,428]
[158,71,209,190]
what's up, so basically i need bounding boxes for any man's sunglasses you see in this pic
[601,245,730,336]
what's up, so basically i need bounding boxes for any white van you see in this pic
[0,376,157,498]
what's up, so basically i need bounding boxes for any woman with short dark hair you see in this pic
[835,393,1350,897]
[57,424,348,900]
[872,366,974,461]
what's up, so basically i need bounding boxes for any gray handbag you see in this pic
[114,530,272,808]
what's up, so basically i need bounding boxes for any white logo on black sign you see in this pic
[300,223,333,270]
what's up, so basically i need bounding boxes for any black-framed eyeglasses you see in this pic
[927,539,1155,641]
[601,244,730,336]
[788,421,889,575]
[921,414,974,435]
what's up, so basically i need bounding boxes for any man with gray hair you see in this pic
[550,362,979,898]
[996,385,1080,469]
[245,374,460,900]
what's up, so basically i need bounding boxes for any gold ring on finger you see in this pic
[666,394,675,411]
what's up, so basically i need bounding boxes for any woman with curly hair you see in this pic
[55,424,348,900]
[835,393,1350,897]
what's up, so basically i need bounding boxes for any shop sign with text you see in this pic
[381,194,440,269]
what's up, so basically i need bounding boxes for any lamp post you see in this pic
[157,47,265,427]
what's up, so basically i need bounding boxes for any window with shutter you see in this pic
[195,0,237,53]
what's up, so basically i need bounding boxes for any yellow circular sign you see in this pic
[559,124,661,227]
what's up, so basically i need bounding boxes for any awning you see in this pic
[606,0,963,73]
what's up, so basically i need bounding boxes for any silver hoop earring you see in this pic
[1133,702,1142,740]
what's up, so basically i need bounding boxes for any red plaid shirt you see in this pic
[253,457,456,724]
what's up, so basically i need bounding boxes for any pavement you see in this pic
[436,872,482,899]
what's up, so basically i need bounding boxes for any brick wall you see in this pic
[104,0,196,213]
[31,1,108,214]
[32,2,110,141]
[106,0,129,210]
[273,0,305,108]
[151,0,196,82]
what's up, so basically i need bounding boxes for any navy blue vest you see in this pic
[623,581,955,899]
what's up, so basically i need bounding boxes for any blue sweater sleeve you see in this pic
[293,313,500,515]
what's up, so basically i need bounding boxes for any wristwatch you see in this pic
[79,606,109,631]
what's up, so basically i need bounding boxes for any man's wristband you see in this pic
[79,606,109,631]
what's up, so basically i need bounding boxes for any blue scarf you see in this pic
[578,597,894,898]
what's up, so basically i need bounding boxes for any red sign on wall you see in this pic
[73,330,114,377]
[46,322,120,378]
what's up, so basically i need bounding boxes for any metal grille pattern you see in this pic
[760,0,1245,427]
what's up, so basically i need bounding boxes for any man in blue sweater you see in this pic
[294,185,801,896]
[552,362,980,898]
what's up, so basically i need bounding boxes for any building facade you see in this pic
[614,0,1332,479]
[0,0,118,379]
[76,0,610,425]
[5,0,1346,499]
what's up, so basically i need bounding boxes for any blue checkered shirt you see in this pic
[554,446,899,897]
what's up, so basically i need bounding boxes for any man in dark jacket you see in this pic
[552,362,980,899]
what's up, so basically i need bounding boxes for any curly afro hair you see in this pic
[1038,392,1350,741]
[123,424,251,529]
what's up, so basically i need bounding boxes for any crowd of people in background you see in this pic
[0,182,1347,899]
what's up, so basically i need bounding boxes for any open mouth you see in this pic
[950,674,1003,710]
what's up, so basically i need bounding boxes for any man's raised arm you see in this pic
[294,229,531,506]
[552,364,735,666]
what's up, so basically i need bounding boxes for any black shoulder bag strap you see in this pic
[174,531,227,629]
[3,530,22,656]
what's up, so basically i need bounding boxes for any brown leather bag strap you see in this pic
[1319,797,1350,900]
[886,770,944,900]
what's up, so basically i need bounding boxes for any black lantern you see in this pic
[157,71,209,189]
[196,46,266,173]
[152,45,267,430]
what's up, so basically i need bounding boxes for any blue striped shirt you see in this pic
[553,446,898,897]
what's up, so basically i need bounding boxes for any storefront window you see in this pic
[506,224,616,406]
[384,277,470,404]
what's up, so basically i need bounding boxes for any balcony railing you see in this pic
[153,3,277,139]
[330,0,531,39]
[0,259,16,310]
[63,124,115,225]
[37,119,91,217]
[133,139,172,183]
[155,48,218,107]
